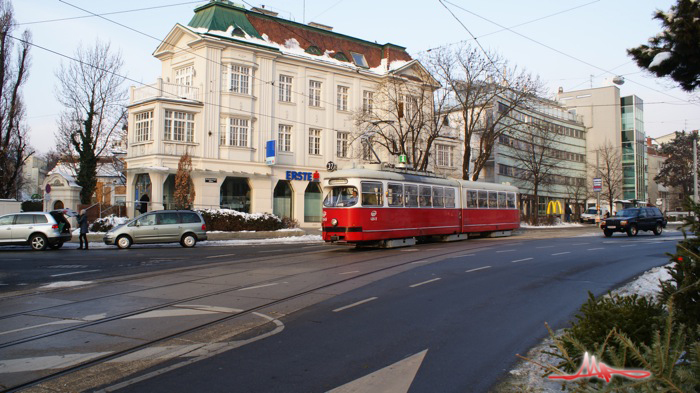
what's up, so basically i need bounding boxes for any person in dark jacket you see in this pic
[78,210,89,250]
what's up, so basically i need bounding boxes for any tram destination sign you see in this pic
[593,177,602,192]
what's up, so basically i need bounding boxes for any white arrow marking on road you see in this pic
[326,349,428,393]
[0,352,112,373]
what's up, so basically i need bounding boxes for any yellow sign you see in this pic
[546,200,563,215]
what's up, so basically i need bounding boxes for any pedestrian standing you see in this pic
[78,210,89,250]
[565,204,572,223]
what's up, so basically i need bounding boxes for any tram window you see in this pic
[323,186,359,207]
[467,190,478,208]
[433,187,445,208]
[507,192,516,209]
[419,186,432,207]
[404,184,418,207]
[488,191,498,208]
[361,182,383,207]
[445,188,456,208]
[387,183,403,207]
[497,192,506,208]
[477,190,488,208]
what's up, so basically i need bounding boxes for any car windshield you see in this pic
[616,208,639,217]
[323,186,359,207]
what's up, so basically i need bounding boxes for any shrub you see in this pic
[197,209,285,232]
[21,200,43,212]
[89,215,128,232]
[554,291,665,372]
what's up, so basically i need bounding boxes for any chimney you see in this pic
[309,22,333,31]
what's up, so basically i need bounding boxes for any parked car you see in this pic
[580,208,609,223]
[0,211,72,250]
[600,207,667,237]
[103,210,207,249]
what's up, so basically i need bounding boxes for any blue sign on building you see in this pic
[266,140,276,165]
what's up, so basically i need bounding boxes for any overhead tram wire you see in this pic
[18,1,203,26]
[416,0,600,55]
[439,0,700,109]
[57,0,386,114]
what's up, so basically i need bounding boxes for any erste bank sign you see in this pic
[286,171,320,182]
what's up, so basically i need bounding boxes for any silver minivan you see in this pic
[103,210,208,249]
[0,211,72,250]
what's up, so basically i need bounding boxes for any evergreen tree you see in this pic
[628,0,700,92]
[173,152,195,210]
[654,131,699,198]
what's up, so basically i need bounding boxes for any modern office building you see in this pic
[557,86,647,201]
[125,0,432,222]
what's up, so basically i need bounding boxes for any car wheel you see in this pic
[603,229,613,237]
[49,242,64,250]
[626,224,638,237]
[653,223,663,236]
[30,234,48,251]
[181,233,197,248]
[116,235,132,249]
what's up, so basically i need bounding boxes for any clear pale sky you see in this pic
[13,0,698,154]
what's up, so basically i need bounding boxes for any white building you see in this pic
[125,0,431,225]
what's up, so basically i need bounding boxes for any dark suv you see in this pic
[600,207,667,237]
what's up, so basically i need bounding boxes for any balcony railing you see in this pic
[131,78,199,104]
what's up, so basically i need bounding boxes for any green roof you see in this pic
[188,1,262,39]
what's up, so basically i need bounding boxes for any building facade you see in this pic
[125,1,430,223]
[557,86,647,202]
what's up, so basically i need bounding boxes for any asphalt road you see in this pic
[111,230,681,393]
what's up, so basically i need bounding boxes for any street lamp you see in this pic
[693,129,698,203]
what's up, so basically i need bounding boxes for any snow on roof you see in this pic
[48,162,124,186]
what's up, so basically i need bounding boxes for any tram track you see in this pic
[0,239,510,392]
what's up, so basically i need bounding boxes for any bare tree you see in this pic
[424,43,544,181]
[353,68,448,171]
[591,142,623,213]
[55,40,127,204]
[565,178,588,221]
[0,0,32,199]
[508,118,564,225]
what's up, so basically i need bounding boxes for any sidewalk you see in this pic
[67,227,318,243]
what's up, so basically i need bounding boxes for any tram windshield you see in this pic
[323,186,359,207]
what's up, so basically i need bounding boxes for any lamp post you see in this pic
[694,129,698,203]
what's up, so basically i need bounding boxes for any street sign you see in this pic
[593,177,602,192]
[398,154,407,164]
[45,184,51,194]
[266,140,276,165]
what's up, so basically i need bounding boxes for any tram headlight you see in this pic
[331,218,338,227]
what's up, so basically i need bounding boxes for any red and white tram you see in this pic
[321,167,520,247]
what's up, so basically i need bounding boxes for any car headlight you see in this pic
[331,218,338,227]
[621,220,628,225]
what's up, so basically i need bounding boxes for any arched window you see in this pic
[273,180,293,219]
[305,46,322,55]
[304,182,322,222]
[220,177,251,213]
[333,52,349,62]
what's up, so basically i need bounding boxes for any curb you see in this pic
[66,228,310,243]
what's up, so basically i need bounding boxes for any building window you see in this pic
[278,124,292,152]
[279,74,292,102]
[309,80,322,107]
[401,95,417,119]
[221,118,249,147]
[362,90,374,113]
[436,144,453,167]
[337,131,349,158]
[309,128,321,155]
[229,65,250,94]
[337,85,349,111]
[175,66,193,97]
[350,52,368,68]
[164,110,194,142]
[134,111,153,142]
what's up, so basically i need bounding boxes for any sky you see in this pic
[12,0,699,155]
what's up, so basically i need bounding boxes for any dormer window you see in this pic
[232,27,245,37]
[350,52,368,68]
[333,52,349,62]
[305,46,322,55]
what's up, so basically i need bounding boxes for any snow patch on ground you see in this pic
[520,222,584,229]
[40,281,94,289]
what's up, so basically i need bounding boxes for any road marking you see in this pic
[621,245,636,248]
[205,253,236,259]
[450,254,475,258]
[536,246,555,249]
[339,271,360,275]
[50,269,101,278]
[327,349,428,393]
[333,297,378,312]
[258,250,281,253]
[409,278,441,288]
[0,319,81,336]
[496,249,516,253]
[238,283,278,291]
[0,352,112,373]
[552,252,571,256]
[512,258,533,263]
[466,266,491,273]
[400,249,419,252]
[410,260,429,264]
[125,309,220,320]
[587,247,605,251]
[571,243,590,245]
[48,265,88,269]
